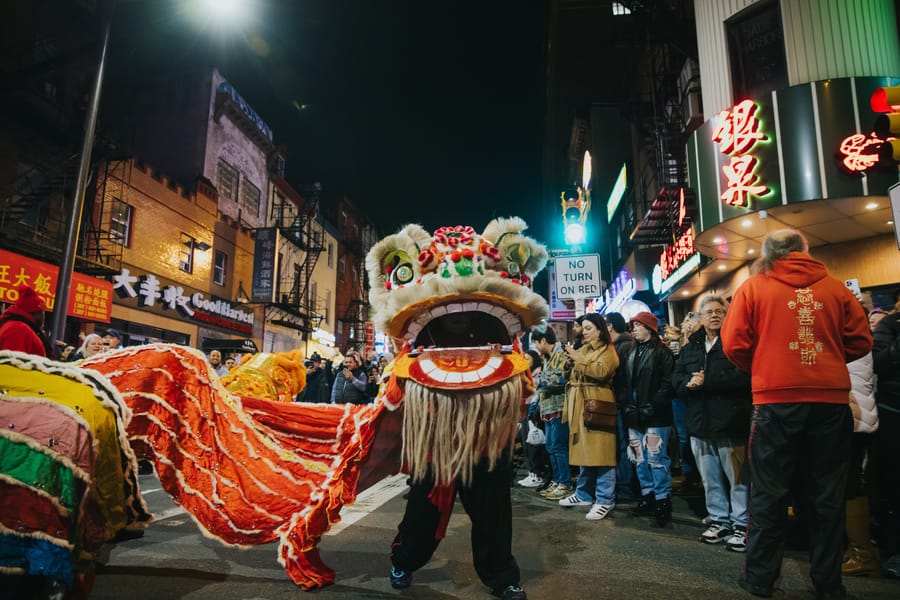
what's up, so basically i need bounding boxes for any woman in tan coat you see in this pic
[558,313,620,520]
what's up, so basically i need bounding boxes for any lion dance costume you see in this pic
[0,217,547,595]
[366,218,548,595]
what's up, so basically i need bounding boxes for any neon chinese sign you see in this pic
[712,99,770,208]
[838,132,895,172]
[659,228,696,280]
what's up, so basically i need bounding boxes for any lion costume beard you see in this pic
[401,375,526,487]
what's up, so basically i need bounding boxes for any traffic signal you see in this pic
[871,85,900,164]
[560,186,588,245]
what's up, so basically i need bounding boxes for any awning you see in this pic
[630,187,695,246]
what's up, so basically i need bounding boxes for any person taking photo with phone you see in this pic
[330,354,369,404]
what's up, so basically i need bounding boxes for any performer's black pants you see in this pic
[744,403,851,595]
[391,452,521,591]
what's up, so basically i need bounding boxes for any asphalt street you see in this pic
[89,470,899,599]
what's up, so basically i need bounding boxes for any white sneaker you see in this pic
[517,473,543,488]
[558,493,592,507]
[586,503,615,520]
[700,523,732,544]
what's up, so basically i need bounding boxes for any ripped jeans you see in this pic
[627,426,672,500]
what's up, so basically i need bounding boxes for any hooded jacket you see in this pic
[0,306,46,356]
[721,252,871,405]
[673,327,751,440]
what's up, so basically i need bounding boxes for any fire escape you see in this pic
[264,178,325,334]
[0,3,122,276]
[340,222,368,349]
[624,1,701,248]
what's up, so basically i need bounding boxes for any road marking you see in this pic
[146,473,407,530]
[141,487,161,494]
[326,473,408,536]
[153,506,187,521]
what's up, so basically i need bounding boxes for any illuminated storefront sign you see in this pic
[659,228,696,280]
[595,268,636,315]
[712,99,770,207]
[113,266,254,334]
[838,132,894,172]
[652,226,701,297]
[606,164,627,223]
[655,253,702,295]
[0,249,113,322]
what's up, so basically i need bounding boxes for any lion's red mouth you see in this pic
[400,346,521,389]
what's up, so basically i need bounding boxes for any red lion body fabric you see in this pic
[83,344,385,589]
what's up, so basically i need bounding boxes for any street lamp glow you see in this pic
[186,0,252,29]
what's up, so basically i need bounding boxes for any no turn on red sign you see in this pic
[553,253,602,301]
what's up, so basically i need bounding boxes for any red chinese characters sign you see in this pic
[659,228,696,280]
[712,99,769,208]
[0,249,113,322]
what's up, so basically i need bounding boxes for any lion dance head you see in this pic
[366,217,549,486]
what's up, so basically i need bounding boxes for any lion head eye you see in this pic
[383,249,416,286]
[393,263,414,284]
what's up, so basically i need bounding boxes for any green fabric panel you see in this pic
[0,435,80,513]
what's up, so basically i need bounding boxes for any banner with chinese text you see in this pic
[0,249,113,322]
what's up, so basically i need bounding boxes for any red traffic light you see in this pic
[871,85,900,113]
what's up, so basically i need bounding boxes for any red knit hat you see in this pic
[13,286,48,313]
[629,311,659,335]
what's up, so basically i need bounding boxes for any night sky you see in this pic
[113,0,550,241]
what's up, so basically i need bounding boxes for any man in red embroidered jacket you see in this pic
[721,229,871,599]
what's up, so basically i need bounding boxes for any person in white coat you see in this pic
[843,350,879,575]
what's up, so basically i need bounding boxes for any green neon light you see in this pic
[606,164,627,224]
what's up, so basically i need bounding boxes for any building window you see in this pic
[338,256,345,282]
[241,180,261,218]
[213,250,227,286]
[179,233,195,273]
[327,242,334,267]
[109,198,133,247]
[217,159,239,203]
[726,1,788,101]
[310,281,318,313]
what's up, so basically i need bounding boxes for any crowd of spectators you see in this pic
[514,229,900,595]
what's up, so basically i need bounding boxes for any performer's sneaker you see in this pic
[389,566,412,589]
[491,584,527,599]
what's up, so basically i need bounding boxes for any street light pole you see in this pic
[50,8,112,347]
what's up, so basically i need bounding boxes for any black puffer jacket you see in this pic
[673,327,752,440]
[873,312,900,412]
[617,337,675,429]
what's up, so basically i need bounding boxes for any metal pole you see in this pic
[50,9,112,347]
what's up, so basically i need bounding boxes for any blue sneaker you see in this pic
[491,584,527,599]
[389,565,412,589]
